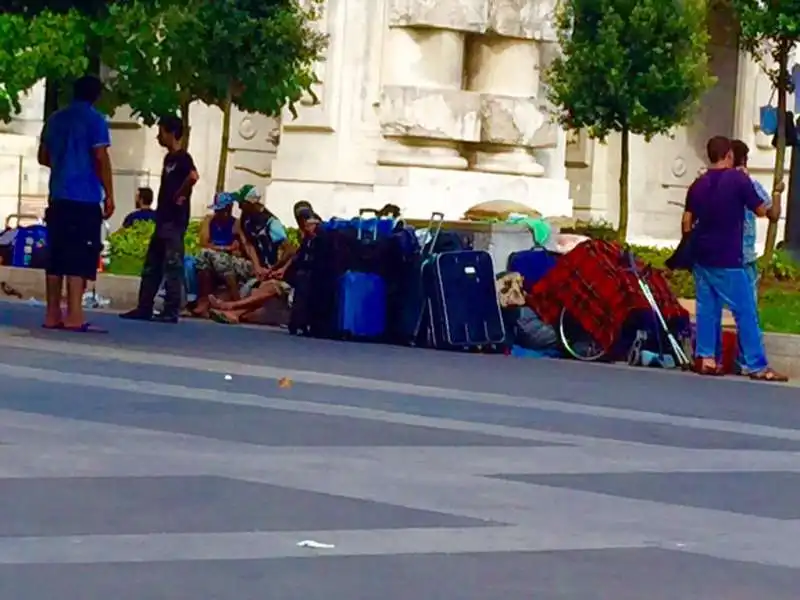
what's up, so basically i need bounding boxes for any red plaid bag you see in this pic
[527,240,689,351]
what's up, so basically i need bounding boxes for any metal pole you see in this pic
[785,117,800,257]
[15,155,23,217]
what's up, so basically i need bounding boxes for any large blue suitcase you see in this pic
[337,271,387,339]
[424,250,505,350]
[507,247,557,290]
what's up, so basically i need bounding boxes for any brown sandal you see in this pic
[694,359,724,376]
[749,368,789,383]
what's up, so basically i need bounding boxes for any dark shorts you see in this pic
[45,199,103,280]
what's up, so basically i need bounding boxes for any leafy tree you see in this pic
[546,0,713,242]
[101,0,327,192]
[0,9,91,122]
[729,0,800,268]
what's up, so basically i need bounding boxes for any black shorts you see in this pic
[45,199,103,280]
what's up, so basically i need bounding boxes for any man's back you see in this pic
[686,169,761,268]
[43,102,109,204]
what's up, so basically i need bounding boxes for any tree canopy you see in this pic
[547,0,712,241]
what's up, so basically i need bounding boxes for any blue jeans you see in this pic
[735,262,759,371]
[693,265,768,373]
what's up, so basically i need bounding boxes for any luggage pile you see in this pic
[289,211,508,352]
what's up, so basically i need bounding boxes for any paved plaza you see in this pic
[1,300,799,598]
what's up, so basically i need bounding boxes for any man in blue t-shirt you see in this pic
[38,75,115,332]
[683,135,785,381]
[121,187,156,228]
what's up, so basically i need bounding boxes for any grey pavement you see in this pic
[1,300,800,599]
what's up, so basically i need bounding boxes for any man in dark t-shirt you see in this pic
[120,115,198,323]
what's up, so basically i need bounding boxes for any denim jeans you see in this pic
[735,262,760,371]
[693,265,768,373]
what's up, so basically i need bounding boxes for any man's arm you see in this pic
[746,175,781,221]
[91,115,114,218]
[37,122,50,167]
[235,221,266,270]
[175,154,199,205]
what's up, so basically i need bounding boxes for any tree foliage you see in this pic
[729,0,800,269]
[99,0,327,189]
[546,0,713,241]
[0,9,91,122]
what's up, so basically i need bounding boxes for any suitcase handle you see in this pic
[4,213,41,230]
[356,212,380,241]
[421,212,445,258]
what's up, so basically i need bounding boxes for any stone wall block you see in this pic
[479,94,556,147]
[388,0,489,33]
[380,85,482,142]
[487,0,557,41]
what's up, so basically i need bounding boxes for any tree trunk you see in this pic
[215,93,233,194]
[617,125,630,243]
[762,40,790,273]
[180,99,191,149]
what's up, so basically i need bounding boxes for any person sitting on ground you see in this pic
[192,191,250,316]
[206,185,294,324]
[121,187,156,228]
[208,207,320,325]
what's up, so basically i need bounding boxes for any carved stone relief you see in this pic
[379,86,481,141]
[487,0,557,41]
[227,107,280,182]
[388,0,489,32]
[479,95,554,148]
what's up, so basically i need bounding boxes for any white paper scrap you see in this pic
[297,540,335,549]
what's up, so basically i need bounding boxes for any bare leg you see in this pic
[44,274,64,327]
[63,276,86,328]
[210,281,278,312]
[223,273,240,300]
[192,270,215,317]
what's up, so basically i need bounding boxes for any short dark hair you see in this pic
[731,139,749,168]
[137,187,154,206]
[158,115,184,141]
[73,75,103,104]
[706,136,732,164]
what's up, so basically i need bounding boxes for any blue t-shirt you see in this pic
[742,177,772,265]
[122,208,157,228]
[685,169,765,268]
[42,101,111,204]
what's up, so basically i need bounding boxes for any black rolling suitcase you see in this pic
[423,249,506,350]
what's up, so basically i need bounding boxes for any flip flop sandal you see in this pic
[41,322,64,330]
[209,310,238,325]
[695,363,724,376]
[63,322,108,334]
[750,368,789,383]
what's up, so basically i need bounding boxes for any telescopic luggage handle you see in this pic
[422,211,445,258]
[356,207,380,241]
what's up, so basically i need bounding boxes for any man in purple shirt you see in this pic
[683,136,785,381]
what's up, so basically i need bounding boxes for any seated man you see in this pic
[192,192,248,316]
[209,206,319,325]
[121,187,156,228]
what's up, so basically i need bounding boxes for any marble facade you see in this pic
[0,1,791,246]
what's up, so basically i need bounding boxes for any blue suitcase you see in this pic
[424,249,505,350]
[337,271,387,339]
[507,247,557,290]
[12,224,47,268]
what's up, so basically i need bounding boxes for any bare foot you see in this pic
[191,298,210,317]
[43,309,64,329]
[209,295,231,310]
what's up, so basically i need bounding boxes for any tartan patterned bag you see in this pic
[527,240,689,352]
